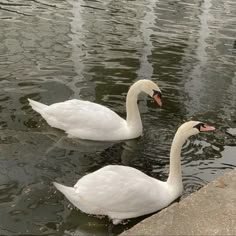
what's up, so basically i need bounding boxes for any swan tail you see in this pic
[28,98,48,114]
[53,182,79,207]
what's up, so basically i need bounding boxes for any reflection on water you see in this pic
[136,0,156,81]
[184,0,213,114]
[0,0,236,235]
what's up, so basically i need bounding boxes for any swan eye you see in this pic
[153,90,162,98]
[193,123,205,131]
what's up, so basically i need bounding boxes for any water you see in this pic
[0,0,236,235]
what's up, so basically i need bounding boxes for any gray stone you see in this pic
[227,128,236,137]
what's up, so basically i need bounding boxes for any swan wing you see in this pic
[42,99,126,140]
[74,165,168,215]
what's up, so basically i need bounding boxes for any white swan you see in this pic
[53,121,215,224]
[28,80,162,141]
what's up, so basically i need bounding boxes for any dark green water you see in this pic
[0,0,236,235]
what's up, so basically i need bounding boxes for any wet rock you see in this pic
[226,128,236,137]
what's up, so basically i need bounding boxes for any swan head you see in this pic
[138,80,162,106]
[178,121,215,139]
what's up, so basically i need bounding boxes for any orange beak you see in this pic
[153,94,162,107]
[200,125,215,132]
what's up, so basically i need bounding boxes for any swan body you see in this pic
[53,121,215,224]
[28,80,162,141]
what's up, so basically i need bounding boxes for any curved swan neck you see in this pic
[126,83,142,129]
[167,129,187,186]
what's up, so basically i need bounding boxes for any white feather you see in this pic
[28,80,161,141]
[53,121,215,224]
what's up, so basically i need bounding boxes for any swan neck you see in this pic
[167,130,186,186]
[126,84,142,129]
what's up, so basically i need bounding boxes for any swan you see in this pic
[28,80,162,141]
[53,121,215,224]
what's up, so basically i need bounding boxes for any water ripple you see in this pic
[0,0,236,235]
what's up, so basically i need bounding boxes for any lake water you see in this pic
[0,0,236,235]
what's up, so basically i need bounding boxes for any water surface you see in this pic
[0,0,236,235]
